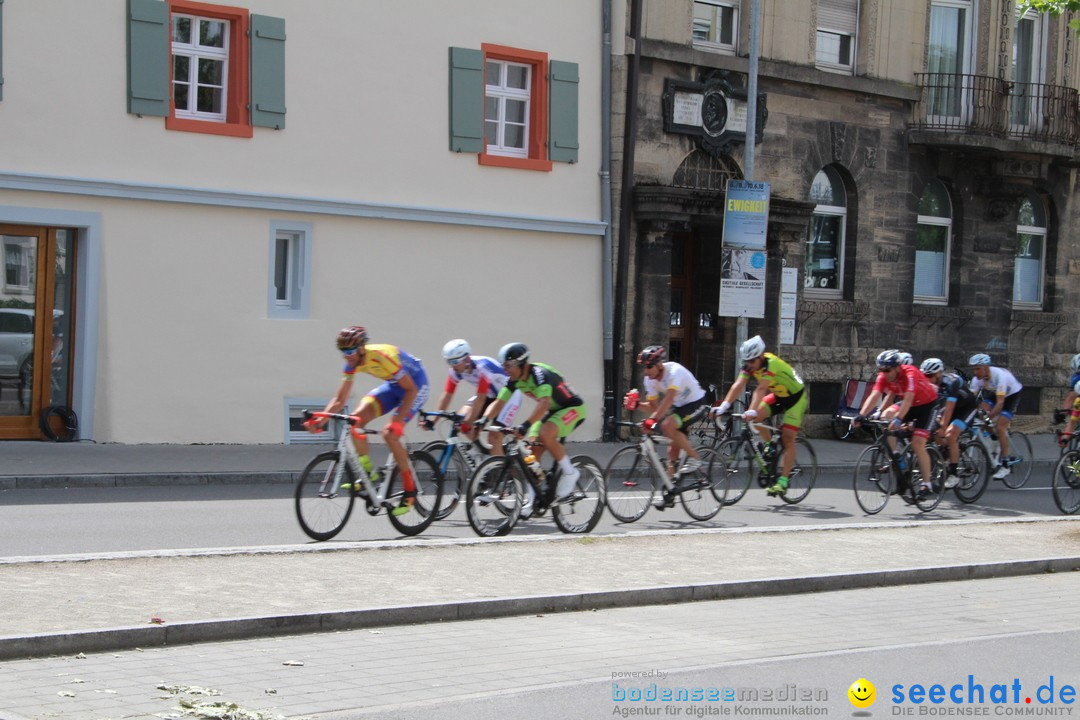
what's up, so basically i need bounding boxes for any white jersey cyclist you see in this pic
[444,355,508,399]
[969,366,1023,399]
[643,361,706,408]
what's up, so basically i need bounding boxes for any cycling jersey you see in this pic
[643,361,706,407]
[741,353,804,398]
[935,372,978,429]
[345,344,425,385]
[970,366,1023,398]
[873,365,938,407]
[497,362,583,409]
[444,356,508,399]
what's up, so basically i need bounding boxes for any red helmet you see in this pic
[637,345,666,368]
[336,326,368,351]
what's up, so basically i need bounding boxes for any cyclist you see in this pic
[480,342,586,511]
[856,350,939,500]
[714,335,808,498]
[968,353,1024,480]
[422,339,507,454]
[624,345,708,505]
[1059,379,1080,447]
[1054,354,1080,428]
[920,357,978,489]
[309,326,429,516]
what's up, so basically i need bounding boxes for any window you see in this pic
[448,46,578,169]
[1013,192,1047,307]
[914,180,953,304]
[927,0,973,120]
[693,1,739,54]
[267,222,311,319]
[3,239,33,292]
[1010,8,1045,129]
[806,166,847,295]
[816,0,858,74]
[126,0,285,135]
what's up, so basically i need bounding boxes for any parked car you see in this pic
[0,308,35,381]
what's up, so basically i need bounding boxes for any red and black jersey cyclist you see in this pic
[479,342,587,511]
[308,326,429,516]
[856,349,940,500]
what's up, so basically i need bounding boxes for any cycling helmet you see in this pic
[1070,353,1080,372]
[637,345,666,368]
[876,349,902,369]
[898,352,914,366]
[920,357,945,375]
[442,339,471,364]
[336,325,368,351]
[740,335,766,362]
[969,353,992,366]
[1074,380,1080,394]
[498,342,530,368]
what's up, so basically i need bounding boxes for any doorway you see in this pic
[0,225,77,439]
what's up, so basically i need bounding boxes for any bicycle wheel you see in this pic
[295,451,357,541]
[953,440,991,504]
[715,438,757,505]
[911,445,946,512]
[852,444,892,514]
[385,450,443,536]
[1001,430,1033,489]
[831,415,855,441]
[779,437,818,504]
[421,441,467,520]
[1051,450,1080,514]
[552,456,606,534]
[679,447,726,520]
[603,446,658,523]
[466,456,524,537]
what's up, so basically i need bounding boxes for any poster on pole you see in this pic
[722,180,770,248]
[718,248,766,318]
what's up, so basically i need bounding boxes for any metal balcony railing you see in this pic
[912,73,1080,148]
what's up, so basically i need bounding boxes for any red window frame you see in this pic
[166,0,252,138]
[479,44,552,172]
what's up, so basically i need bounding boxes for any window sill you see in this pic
[479,154,552,172]
[166,116,254,138]
[802,289,843,300]
[692,41,737,55]
[815,64,854,76]
[913,297,948,306]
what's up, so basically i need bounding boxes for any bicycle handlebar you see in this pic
[418,409,465,423]
[301,410,379,435]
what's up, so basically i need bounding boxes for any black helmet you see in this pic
[498,342,530,368]
[637,345,666,367]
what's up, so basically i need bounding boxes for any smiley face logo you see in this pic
[848,678,876,708]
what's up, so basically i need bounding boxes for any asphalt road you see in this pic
[0,468,1064,557]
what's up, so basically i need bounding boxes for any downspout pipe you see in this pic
[609,0,642,439]
[601,0,615,433]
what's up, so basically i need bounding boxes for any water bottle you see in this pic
[524,454,546,481]
[625,388,640,411]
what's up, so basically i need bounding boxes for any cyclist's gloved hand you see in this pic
[743,409,758,421]
[418,416,435,431]
[889,417,902,429]
[642,417,658,432]
[1059,431,1072,448]
[516,422,532,438]
[459,421,473,434]
[473,417,488,430]
[303,419,325,434]
[713,401,732,416]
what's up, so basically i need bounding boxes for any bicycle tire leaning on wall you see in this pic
[39,405,78,442]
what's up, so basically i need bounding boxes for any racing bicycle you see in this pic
[714,413,818,505]
[417,409,489,520]
[851,419,946,514]
[294,411,443,539]
[961,406,1033,489]
[1050,449,1080,514]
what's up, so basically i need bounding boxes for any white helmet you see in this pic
[740,335,766,362]
[969,353,992,366]
[920,357,945,375]
[442,339,471,364]
[1074,380,1080,394]
[898,352,914,366]
[1070,353,1080,373]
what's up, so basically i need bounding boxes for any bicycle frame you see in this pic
[418,410,484,476]
[303,410,402,511]
[610,420,688,494]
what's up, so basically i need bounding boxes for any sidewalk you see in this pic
[0,432,1064,487]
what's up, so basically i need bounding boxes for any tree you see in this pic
[1018,0,1080,32]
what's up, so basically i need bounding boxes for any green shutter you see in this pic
[548,60,579,164]
[126,0,169,117]
[448,47,483,153]
[0,0,5,102]
[250,14,286,129]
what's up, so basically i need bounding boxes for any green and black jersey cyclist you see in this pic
[714,335,808,497]
[479,342,587,511]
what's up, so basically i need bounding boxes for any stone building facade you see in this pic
[610,0,1080,432]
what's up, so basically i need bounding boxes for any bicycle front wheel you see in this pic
[385,450,443,536]
[715,438,757,505]
[853,444,893,515]
[421,440,467,520]
[779,437,818,504]
[552,456,605,534]
[1052,450,1080,514]
[679,446,726,520]
[295,451,357,541]
[603,446,658,523]
[466,456,525,537]
[953,440,991,504]
[1002,430,1033,489]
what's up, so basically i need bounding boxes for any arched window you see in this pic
[914,180,952,304]
[806,166,847,294]
[1014,192,1048,306]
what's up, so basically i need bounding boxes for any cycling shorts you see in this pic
[532,405,587,439]
[980,391,1022,420]
[670,396,709,434]
[365,370,430,423]
[892,400,936,437]
[945,395,979,431]
[759,388,808,431]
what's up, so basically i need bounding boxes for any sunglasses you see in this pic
[341,347,361,357]
[447,356,468,366]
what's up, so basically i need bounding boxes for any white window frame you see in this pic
[693,0,740,55]
[1009,8,1047,132]
[171,13,230,123]
[815,0,859,74]
[267,221,312,319]
[927,0,976,125]
[1013,224,1047,308]
[806,205,847,297]
[484,60,531,158]
[914,216,952,305]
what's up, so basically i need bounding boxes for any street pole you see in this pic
[736,0,761,374]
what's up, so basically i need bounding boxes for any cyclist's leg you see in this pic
[906,402,937,491]
[540,406,587,498]
[351,393,383,476]
[379,379,429,500]
[777,393,807,480]
[666,399,706,472]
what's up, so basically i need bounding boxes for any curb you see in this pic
[3,555,1077,662]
